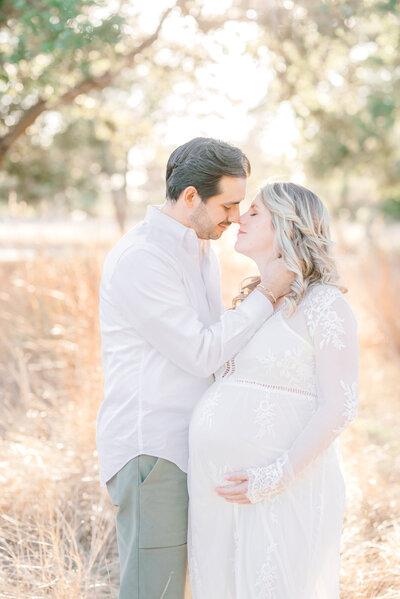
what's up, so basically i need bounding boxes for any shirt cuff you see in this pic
[237,288,274,320]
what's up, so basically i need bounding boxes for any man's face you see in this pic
[188,176,247,240]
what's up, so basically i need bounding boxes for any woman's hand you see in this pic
[215,471,251,504]
[260,257,295,301]
[216,454,290,504]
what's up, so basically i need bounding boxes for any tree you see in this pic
[0,0,211,229]
[2,0,398,223]
[0,0,174,167]
[244,0,400,214]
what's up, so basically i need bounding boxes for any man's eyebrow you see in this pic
[223,200,242,205]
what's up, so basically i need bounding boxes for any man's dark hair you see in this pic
[166,137,251,202]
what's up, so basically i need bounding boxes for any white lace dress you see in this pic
[188,285,359,599]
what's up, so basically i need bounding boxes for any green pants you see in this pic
[107,455,189,599]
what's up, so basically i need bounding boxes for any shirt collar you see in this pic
[144,205,203,255]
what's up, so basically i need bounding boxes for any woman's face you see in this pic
[234,193,278,261]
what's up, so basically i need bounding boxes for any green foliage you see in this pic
[250,0,400,213]
[1,119,101,213]
[1,0,399,221]
[381,197,400,220]
[0,0,123,103]
[0,0,205,218]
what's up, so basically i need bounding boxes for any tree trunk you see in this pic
[112,178,128,235]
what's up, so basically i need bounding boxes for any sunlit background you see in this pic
[0,1,399,597]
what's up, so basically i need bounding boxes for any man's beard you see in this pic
[189,204,229,240]
[207,222,230,240]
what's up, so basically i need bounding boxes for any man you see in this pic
[97,137,292,599]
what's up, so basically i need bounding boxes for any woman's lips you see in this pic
[238,229,246,235]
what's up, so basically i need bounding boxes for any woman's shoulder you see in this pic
[303,282,343,302]
[301,283,352,313]
[300,283,357,339]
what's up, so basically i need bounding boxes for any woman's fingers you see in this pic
[216,481,248,497]
[215,470,250,503]
[216,483,247,495]
[226,498,251,504]
[224,470,248,482]
[216,482,251,503]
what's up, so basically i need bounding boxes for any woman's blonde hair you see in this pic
[233,181,345,312]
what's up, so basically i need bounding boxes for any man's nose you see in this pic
[228,205,241,223]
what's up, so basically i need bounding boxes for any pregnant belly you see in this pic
[189,380,316,482]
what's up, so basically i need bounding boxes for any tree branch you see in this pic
[0,4,174,168]
[0,100,46,162]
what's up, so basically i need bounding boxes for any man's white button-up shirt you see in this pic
[97,205,273,485]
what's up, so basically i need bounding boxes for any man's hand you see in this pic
[215,471,251,504]
[260,257,295,300]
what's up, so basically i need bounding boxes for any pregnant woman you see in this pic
[188,182,359,599]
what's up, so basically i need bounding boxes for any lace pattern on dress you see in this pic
[254,542,278,599]
[246,453,289,503]
[198,384,222,428]
[254,390,276,439]
[333,379,359,433]
[260,345,316,392]
[304,286,346,349]
[221,358,236,379]
[231,379,317,400]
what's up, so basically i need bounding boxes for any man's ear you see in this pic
[182,186,198,208]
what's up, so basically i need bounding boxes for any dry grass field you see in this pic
[0,222,399,598]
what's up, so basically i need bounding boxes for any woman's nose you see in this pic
[239,211,248,225]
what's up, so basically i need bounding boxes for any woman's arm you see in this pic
[217,290,359,504]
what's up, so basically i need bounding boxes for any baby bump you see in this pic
[189,380,317,481]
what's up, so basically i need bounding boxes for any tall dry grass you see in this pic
[0,230,399,598]
[0,252,119,597]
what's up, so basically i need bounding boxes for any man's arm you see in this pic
[111,246,274,378]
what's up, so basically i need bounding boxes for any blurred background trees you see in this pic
[251,0,400,220]
[1,0,399,230]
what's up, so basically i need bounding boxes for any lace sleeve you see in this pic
[246,287,359,503]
